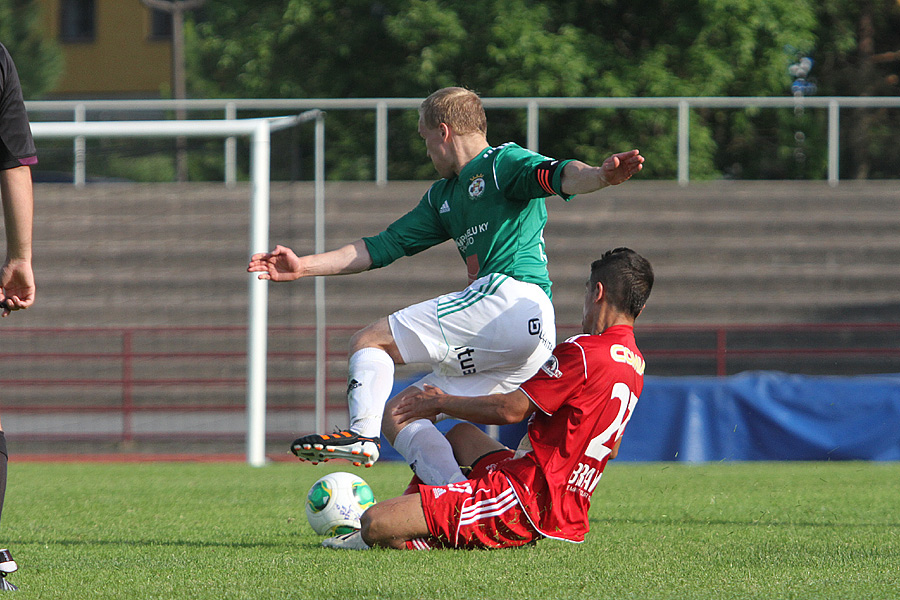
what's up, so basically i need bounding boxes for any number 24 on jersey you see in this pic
[568,382,639,494]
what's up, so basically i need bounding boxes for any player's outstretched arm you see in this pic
[247,239,373,282]
[560,149,644,195]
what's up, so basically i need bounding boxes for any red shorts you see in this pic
[413,466,540,550]
[469,449,514,479]
[402,449,514,496]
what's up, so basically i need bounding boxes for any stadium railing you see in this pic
[26,96,900,186]
[3,322,899,452]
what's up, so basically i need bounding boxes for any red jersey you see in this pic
[499,325,644,542]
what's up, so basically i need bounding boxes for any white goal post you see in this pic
[30,112,327,467]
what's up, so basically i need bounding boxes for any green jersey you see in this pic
[363,143,573,299]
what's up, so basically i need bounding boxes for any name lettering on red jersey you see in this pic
[567,463,603,497]
[610,344,645,376]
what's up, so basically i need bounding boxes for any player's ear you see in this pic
[439,122,452,141]
[593,281,604,304]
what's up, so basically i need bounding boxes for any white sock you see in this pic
[347,348,395,438]
[392,419,466,486]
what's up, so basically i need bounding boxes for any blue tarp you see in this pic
[380,371,900,462]
[621,371,900,461]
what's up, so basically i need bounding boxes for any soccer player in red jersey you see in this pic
[323,248,653,550]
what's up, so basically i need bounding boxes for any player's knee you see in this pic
[359,507,377,545]
[380,398,402,444]
[360,503,404,549]
[349,326,375,353]
[349,319,401,361]
[381,386,424,445]
[444,422,482,448]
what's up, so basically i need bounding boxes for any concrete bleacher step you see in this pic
[10,180,898,330]
[1,179,897,423]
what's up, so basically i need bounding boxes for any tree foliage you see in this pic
[0,0,63,98]
[185,0,900,180]
[811,0,900,178]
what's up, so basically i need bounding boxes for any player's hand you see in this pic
[0,258,35,317]
[247,245,303,282]
[600,149,644,186]
[392,384,447,426]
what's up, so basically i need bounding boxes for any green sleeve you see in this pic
[363,194,450,269]
[495,145,575,202]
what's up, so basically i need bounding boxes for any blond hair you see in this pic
[419,87,487,136]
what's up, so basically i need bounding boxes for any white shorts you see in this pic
[389,273,555,397]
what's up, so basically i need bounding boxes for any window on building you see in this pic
[150,9,172,40]
[60,0,96,42]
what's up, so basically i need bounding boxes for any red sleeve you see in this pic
[519,341,587,415]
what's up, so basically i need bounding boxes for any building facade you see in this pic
[37,0,172,97]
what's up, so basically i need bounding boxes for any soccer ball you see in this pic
[305,472,376,536]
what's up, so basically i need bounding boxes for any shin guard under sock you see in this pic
[393,419,465,486]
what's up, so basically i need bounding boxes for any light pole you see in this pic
[139,0,207,181]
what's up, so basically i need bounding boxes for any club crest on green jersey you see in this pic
[468,174,486,198]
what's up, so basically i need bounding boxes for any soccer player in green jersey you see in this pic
[248,87,643,485]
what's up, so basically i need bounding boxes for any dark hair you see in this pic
[590,248,653,319]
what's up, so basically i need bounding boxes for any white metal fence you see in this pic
[27,96,900,186]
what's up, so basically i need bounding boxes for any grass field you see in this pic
[3,460,897,599]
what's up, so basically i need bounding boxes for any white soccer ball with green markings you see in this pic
[305,472,376,536]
